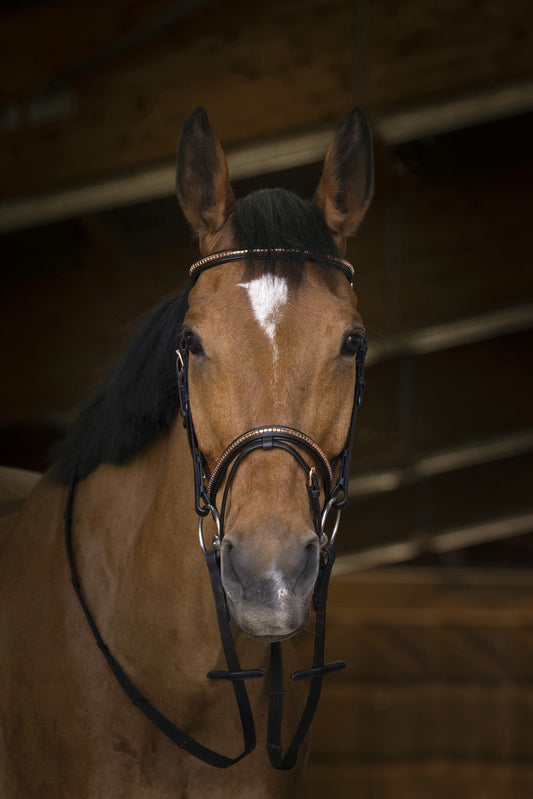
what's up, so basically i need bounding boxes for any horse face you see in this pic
[177,106,373,641]
[183,264,363,640]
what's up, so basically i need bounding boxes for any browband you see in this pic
[189,248,355,286]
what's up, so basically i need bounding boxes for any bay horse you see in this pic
[0,106,373,798]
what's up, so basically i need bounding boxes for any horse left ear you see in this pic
[176,107,235,253]
[314,107,374,254]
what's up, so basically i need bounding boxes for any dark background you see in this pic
[1,1,532,795]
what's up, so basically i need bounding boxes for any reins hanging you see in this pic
[64,248,367,770]
[65,470,262,769]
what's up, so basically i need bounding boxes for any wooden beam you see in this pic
[0,127,337,233]
[335,511,533,573]
[0,466,41,504]
[366,304,533,365]
[375,80,533,144]
[349,429,533,498]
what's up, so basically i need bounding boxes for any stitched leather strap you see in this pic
[266,543,345,770]
[189,248,355,286]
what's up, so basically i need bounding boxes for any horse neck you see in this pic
[73,422,231,693]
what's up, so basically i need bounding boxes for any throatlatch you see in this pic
[64,248,367,771]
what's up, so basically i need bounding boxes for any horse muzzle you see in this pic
[220,534,320,641]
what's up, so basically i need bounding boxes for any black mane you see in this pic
[50,293,188,484]
[51,189,339,484]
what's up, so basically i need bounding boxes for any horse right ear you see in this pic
[176,107,235,254]
[314,107,374,255]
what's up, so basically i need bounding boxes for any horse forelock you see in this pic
[233,188,341,286]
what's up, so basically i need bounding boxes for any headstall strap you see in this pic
[65,247,367,771]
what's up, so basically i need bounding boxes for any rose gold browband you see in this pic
[189,248,355,287]
[207,425,334,498]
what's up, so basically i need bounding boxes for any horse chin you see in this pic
[225,596,310,643]
[250,632,297,644]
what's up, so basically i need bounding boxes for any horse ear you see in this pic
[176,107,235,253]
[314,107,374,254]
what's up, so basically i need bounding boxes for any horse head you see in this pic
[176,107,373,642]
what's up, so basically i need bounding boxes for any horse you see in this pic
[0,106,373,798]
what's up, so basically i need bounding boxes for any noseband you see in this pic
[64,247,367,771]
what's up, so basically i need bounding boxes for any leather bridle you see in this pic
[64,247,367,771]
[177,247,366,548]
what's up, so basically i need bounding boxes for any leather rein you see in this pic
[64,247,367,770]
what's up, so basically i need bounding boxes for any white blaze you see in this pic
[238,274,288,363]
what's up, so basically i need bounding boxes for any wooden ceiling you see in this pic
[1,0,532,209]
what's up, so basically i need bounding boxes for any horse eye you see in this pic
[341,332,363,357]
[183,330,204,356]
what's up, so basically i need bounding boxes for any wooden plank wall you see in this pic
[299,568,533,798]
[1,0,532,198]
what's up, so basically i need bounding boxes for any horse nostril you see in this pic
[293,538,320,598]
[220,541,244,601]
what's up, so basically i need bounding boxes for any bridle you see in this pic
[64,247,367,771]
[178,247,365,547]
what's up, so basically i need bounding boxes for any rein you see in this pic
[64,248,367,771]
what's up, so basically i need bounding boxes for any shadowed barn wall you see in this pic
[1,1,532,796]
